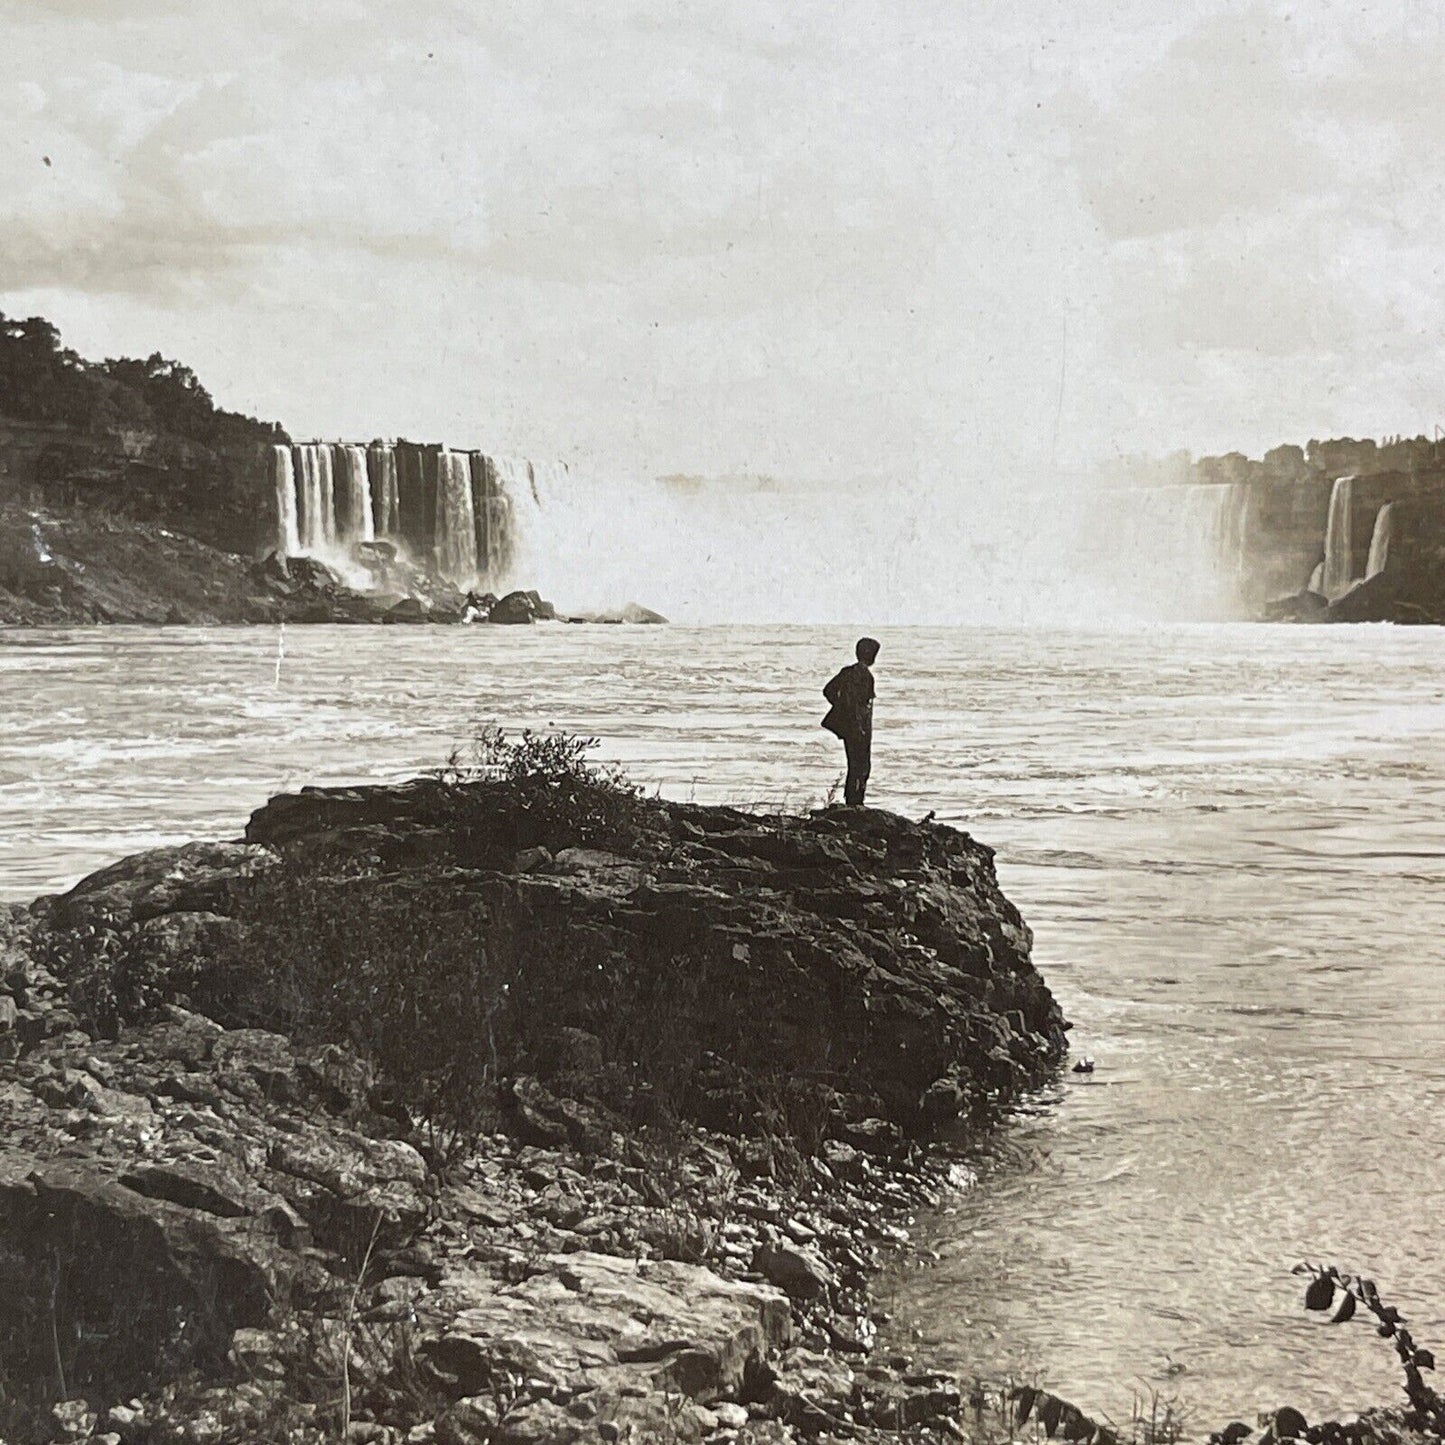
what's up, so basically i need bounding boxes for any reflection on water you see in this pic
[3,622,1445,1427]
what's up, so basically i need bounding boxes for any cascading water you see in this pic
[269,443,1249,622]
[316,447,336,549]
[435,450,479,584]
[1366,501,1394,579]
[285,443,365,564]
[467,454,514,587]
[336,445,376,545]
[1214,482,1250,582]
[492,458,537,531]
[271,445,300,556]
[1322,475,1356,598]
[368,444,400,540]
[291,445,323,552]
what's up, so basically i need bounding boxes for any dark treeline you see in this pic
[1108,434,1445,490]
[1196,435,1445,487]
[0,313,283,449]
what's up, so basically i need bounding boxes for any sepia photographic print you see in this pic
[2,3,1443,1443]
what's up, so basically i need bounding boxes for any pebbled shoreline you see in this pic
[4,775,1429,1445]
[0,777,1066,1444]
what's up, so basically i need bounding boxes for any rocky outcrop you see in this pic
[238,780,1067,1130]
[0,781,1066,1442]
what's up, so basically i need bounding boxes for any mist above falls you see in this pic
[514,469,1247,626]
[271,443,1246,625]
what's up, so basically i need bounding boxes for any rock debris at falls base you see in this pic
[0,504,667,627]
[0,782,1072,1443]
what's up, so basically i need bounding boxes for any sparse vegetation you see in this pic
[436,724,646,851]
[37,906,213,1039]
[1295,1264,1442,1437]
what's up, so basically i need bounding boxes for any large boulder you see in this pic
[621,601,668,624]
[1325,570,1402,622]
[1260,588,1328,622]
[487,590,540,624]
[419,1251,790,1403]
[3,775,1069,1442]
[239,781,1068,1130]
[50,840,274,928]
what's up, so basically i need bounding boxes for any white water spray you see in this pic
[271,445,300,557]
[510,468,1250,625]
[1366,502,1394,579]
[337,445,375,545]
[435,450,479,583]
[1322,475,1356,599]
[269,440,1248,623]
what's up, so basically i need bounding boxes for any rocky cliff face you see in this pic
[1186,431,1445,620]
[0,782,1066,1444]
[1254,473,1445,623]
[0,418,273,556]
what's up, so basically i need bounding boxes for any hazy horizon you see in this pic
[5,1,1445,485]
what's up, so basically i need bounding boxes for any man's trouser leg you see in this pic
[844,733,871,806]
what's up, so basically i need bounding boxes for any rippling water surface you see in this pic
[3,622,1444,1430]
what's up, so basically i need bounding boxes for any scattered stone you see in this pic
[51,1398,97,1437]
[753,1243,836,1301]
[714,1401,750,1429]
[770,1348,855,1430]
[0,778,1085,1445]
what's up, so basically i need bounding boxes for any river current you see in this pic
[2,623,1443,1431]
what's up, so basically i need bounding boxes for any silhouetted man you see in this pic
[822,637,880,806]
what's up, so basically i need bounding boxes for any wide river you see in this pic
[2,623,1443,1432]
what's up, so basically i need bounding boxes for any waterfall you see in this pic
[266,441,1261,621]
[317,447,337,547]
[471,455,517,588]
[368,444,400,539]
[464,456,528,590]
[1214,482,1250,580]
[335,445,375,545]
[289,443,346,554]
[435,450,479,583]
[1322,475,1356,598]
[1366,502,1394,578]
[1073,482,1249,620]
[529,459,568,509]
[271,445,300,556]
[291,445,322,552]
[494,457,539,538]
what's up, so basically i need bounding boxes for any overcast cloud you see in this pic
[3,0,1443,480]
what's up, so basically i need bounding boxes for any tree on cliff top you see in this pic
[0,311,283,447]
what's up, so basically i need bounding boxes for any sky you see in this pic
[3,0,1445,483]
